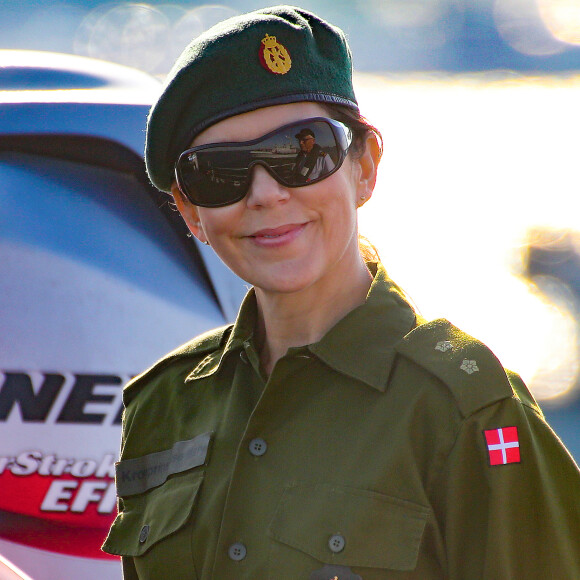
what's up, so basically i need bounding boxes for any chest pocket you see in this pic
[102,467,204,557]
[103,431,211,558]
[267,483,431,575]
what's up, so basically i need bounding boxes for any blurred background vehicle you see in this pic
[0,50,245,580]
[1,1,580,578]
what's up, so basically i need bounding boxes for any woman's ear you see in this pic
[170,183,209,244]
[355,132,381,207]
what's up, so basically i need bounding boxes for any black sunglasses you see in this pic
[174,117,353,207]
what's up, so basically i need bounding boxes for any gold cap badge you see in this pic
[259,34,292,74]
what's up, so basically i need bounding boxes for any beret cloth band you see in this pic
[145,5,359,193]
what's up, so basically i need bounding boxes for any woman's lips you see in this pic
[248,223,308,246]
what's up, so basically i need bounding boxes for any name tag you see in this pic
[115,432,211,496]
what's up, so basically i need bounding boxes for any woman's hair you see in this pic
[323,104,383,262]
[322,104,383,160]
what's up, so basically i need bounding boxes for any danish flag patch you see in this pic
[484,426,521,466]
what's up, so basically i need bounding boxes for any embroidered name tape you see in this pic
[116,432,211,496]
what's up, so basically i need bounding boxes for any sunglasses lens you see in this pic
[176,118,352,207]
[178,149,250,207]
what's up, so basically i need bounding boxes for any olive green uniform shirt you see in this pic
[103,263,580,579]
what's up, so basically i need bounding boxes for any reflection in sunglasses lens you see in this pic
[176,118,351,207]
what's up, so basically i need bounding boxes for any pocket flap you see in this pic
[102,469,204,557]
[268,484,430,571]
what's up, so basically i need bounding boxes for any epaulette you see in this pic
[123,324,232,404]
[395,319,514,418]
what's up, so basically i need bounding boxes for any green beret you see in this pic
[145,5,359,193]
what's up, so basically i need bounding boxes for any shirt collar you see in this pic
[308,262,417,391]
[185,289,256,382]
[187,262,416,388]
[223,288,258,351]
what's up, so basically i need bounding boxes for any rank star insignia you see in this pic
[435,340,453,352]
[259,33,292,74]
[460,359,479,374]
[484,426,521,466]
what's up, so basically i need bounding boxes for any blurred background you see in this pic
[3,0,580,75]
[1,0,580,437]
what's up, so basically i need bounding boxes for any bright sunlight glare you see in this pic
[355,72,580,404]
[538,0,580,46]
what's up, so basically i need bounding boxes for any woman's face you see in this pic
[173,102,376,295]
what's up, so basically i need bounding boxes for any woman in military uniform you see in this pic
[103,5,580,579]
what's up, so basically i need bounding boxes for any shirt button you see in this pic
[328,534,345,553]
[248,437,267,457]
[228,542,247,561]
[139,525,150,544]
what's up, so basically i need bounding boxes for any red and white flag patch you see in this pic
[484,426,521,466]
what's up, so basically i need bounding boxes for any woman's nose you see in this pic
[245,164,290,208]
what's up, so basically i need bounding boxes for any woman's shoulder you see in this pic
[122,324,233,405]
[394,318,541,419]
